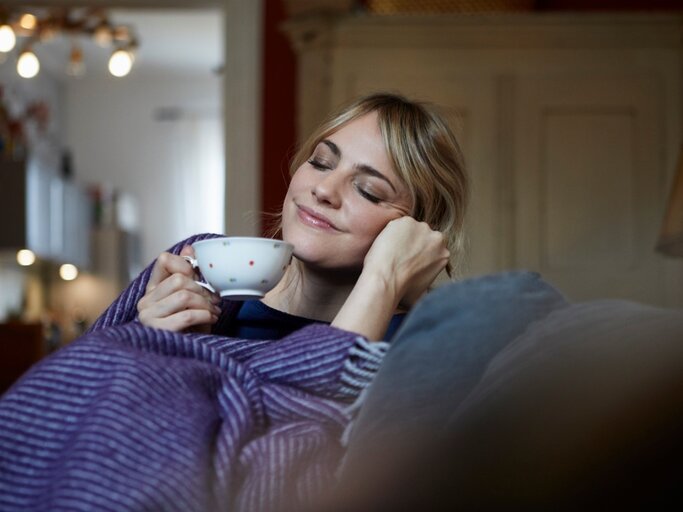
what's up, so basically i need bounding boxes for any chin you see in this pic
[282,217,367,272]
[288,238,364,274]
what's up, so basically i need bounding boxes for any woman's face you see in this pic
[282,111,412,272]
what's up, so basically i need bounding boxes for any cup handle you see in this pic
[181,255,217,295]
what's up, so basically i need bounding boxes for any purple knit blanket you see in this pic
[0,234,387,511]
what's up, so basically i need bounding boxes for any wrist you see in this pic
[357,268,402,310]
[331,269,401,341]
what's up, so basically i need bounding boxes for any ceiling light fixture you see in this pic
[0,7,139,79]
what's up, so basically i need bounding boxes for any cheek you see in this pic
[349,206,398,246]
[281,200,297,241]
[285,169,305,197]
[281,170,305,220]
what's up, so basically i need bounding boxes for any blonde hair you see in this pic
[288,92,469,276]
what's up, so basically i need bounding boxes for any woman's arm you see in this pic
[332,217,449,340]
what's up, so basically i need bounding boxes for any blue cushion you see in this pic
[340,270,568,476]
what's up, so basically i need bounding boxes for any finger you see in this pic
[146,249,196,293]
[139,272,215,313]
[145,309,218,332]
[179,244,195,258]
[138,287,221,328]
[146,288,222,320]
[140,272,218,311]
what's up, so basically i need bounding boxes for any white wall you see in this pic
[65,75,223,264]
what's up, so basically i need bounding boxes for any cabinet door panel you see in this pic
[515,75,673,305]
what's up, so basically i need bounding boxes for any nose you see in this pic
[311,170,343,207]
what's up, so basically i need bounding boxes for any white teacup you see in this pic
[184,237,294,301]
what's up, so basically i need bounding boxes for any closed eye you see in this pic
[354,182,382,204]
[357,188,381,203]
[308,158,332,171]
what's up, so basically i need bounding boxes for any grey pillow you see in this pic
[436,299,683,508]
[340,270,568,479]
[330,298,683,511]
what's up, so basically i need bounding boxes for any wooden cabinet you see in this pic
[285,12,683,307]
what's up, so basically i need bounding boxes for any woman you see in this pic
[0,93,467,512]
[137,93,468,341]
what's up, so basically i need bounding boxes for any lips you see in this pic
[296,204,340,231]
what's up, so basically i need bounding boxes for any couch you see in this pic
[323,271,683,510]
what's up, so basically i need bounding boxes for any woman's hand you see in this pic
[137,245,222,332]
[332,217,449,340]
[363,216,450,308]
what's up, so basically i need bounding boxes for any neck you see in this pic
[262,258,359,322]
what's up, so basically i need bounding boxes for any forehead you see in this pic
[328,111,383,147]
[324,113,396,176]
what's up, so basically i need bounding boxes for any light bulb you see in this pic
[94,22,112,47]
[59,264,79,281]
[19,13,37,31]
[16,249,36,266]
[39,26,56,42]
[17,49,40,78]
[113,25,130,42]
[0,24,16,53]
[66,44,85,77]
[108,49,132,77]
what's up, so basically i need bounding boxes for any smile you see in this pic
[296,205,340,231]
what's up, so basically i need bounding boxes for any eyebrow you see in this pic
[320,139,397,193]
